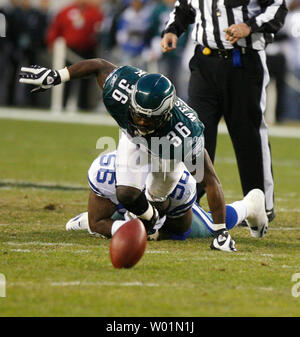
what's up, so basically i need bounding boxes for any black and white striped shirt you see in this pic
[164,0,288,50]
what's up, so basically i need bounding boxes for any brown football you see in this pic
[110,218,147,269]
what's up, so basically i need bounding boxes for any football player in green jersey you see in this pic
[19,58,246,252]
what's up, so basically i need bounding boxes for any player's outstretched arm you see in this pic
[19,58,117,92]
[67,59,117,88]
[199,149,236,252]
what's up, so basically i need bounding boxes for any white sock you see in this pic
[210,223,226,232]
[78,212,96,235]
[230,200,248,224]
[87,223,96,235]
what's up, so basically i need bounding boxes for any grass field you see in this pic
[0,118,300,317]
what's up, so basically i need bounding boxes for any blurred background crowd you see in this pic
[0,0,300,123]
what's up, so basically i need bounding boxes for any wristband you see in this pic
[58,67,70,83]
[139,203,154,221]
[212,223,226,231]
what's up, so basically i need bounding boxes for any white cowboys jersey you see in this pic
[87,151,197,218]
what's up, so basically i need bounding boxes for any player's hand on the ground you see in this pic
[124,211,159,240]
[210,229,237,252]
[19,65,62,93]
[140,206,160,233]
[125,207,166,239]
[147,228,160,241]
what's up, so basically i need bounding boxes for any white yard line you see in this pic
[278,208,300,213]
[9,244,91,254]
[10,249,31,253]
[4,241,171,254]
[0,107,116,126]
[215,157,300,167]
[5,241,84,247]
[72,250,90,254]
[9,245,91,254]
[6,281,293,294]
[0,178,88,191]
[7,281,161,288]
[268,227,300,231]
[51,281,160,287]
[146,250,169,254]
[218,122,300,139]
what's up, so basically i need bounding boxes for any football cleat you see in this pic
[66,212,89,231]
[237,220,248,227]
[266,208,276,222]
[243,189,269,238]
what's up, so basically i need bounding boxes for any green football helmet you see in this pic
[129,73,176,136]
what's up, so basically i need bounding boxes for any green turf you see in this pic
[0,118,300,317]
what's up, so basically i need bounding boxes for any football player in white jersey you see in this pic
[66,151,268,245]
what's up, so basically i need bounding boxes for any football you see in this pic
[110,218,147,268]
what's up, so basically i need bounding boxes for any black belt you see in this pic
[196,45,257,59]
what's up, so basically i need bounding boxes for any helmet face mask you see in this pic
[129,106,172,136]
[129,74,175,136]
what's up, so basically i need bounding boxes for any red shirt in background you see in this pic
[46,4,103,52]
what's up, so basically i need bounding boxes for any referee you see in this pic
[161,0,288,222]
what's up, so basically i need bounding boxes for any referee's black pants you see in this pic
[188,45,274,213]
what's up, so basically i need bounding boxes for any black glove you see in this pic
[141,205,160,234]
[19,65,63,93]
[210,229,237,252]
[147,228,160,241]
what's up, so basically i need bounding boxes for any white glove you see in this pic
[124,210,166,229]
[124,211,137,221]
[153,215,166,231]
[19,65,69,93]
[211,230,237,252]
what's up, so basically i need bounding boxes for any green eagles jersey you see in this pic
[103,65,205,161]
